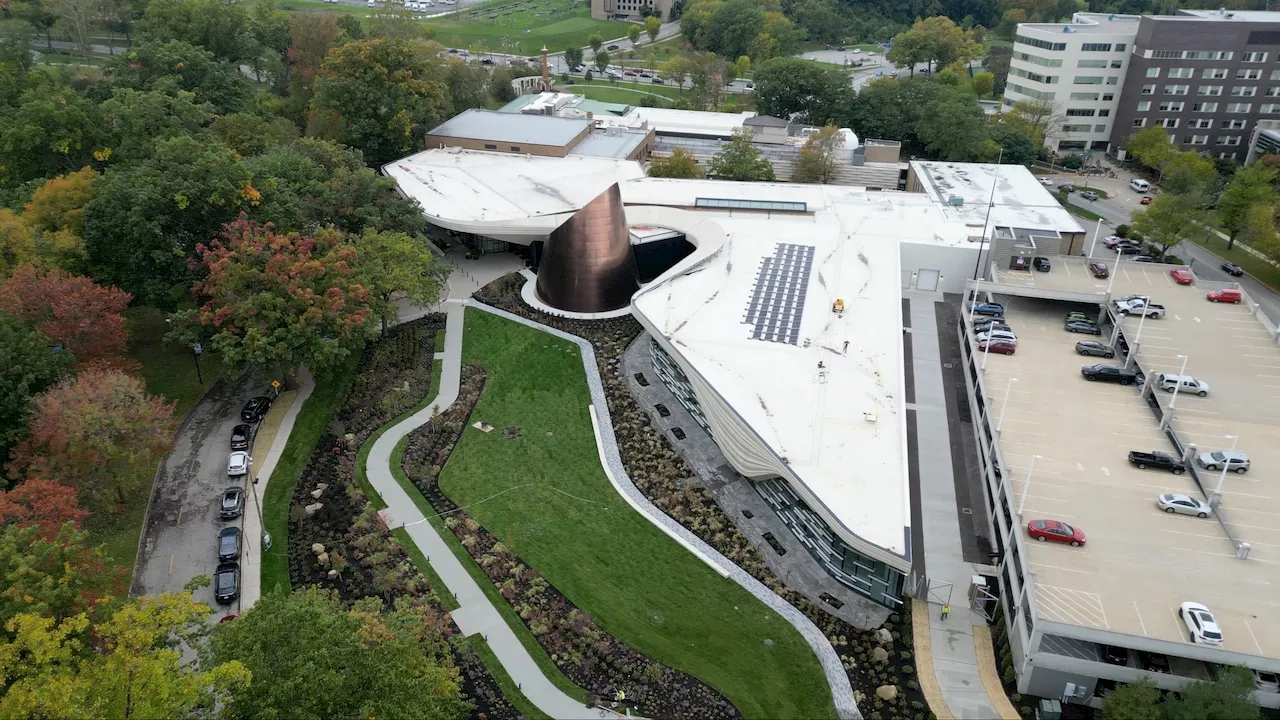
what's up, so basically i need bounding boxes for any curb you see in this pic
[909,598,956,720]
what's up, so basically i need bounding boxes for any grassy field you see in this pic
[278,0,371,16]
[439,309,833,719]
[1189,231,1280,291]
[126,307,226,418]
[563,84,672,107]
[424,0,629,55]
[260,356,360,595]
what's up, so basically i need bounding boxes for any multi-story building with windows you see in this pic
[1004,13,1142,152]
[1111,9,1280,162]
[590,0,672,21]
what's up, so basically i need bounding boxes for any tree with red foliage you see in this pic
[0,264,131,366]
[8,368,177,512]
[0,523,128,627]
[0,477,88,540]
[181,215,377,374]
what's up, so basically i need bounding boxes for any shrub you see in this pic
[1060,154,1084,169]
[1003,667,1016,685]
[1115,223,1130,238]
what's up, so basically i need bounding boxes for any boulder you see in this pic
[316,483,329,492]
[309,488,324,499]
[311,543,325,555]
[327,569,338,578]
[304,502,323,516]
[317,552,329,565]
[872,646,890,663]
[876,627,893,645]
[875,685,898,702]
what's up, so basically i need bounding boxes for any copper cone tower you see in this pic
[536,183,638,313]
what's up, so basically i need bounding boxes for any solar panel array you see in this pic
[743,243,815,345]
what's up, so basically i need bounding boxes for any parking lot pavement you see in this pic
[132,375,268,617]
[980,292,1280,657]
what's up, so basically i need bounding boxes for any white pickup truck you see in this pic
[1113,296,1166,318]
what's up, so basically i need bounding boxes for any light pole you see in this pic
[1087,217,1103,257]
[969,279,981,324]
[982,332,993,369]
[970,147,1003,283]
[998,378,1019,432]
[1017,454,1043,516]
[1213,434,1240,497]
[1167,354,1189,409]
[1105,246,1122,295]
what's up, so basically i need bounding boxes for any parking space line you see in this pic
[1246,620,1265,655]
[1134,601,1148,635]
[1170,607,1186,641]
[1030,561,1092,575]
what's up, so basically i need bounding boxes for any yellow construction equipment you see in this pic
[832,298,845,313]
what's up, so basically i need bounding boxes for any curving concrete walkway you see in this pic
[470,301,861,720]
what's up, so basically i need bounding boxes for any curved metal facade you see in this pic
[535,183,639,313]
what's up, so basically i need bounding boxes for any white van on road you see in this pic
[1130,178,1150,193]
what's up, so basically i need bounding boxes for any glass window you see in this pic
[1111,60,1123,69]
[1269,87,1280,97]
[1079,59,1108,68]
[1192,102,1218,112]
[1160,118,1180,128]
[1145,67,1161,78]
[1103,93,1114,101]
[1095,124,1107,132]
[1014,34,1066,51]
[1014,51,1063,68]
[695,198,807,213]
[1238,68,1262,80]
[1223,119,1247,129]
[1137,101,1151,111]
[1142,84,1156,95]
[1262,104,1280,114]
[1226,102,1252,113]
[1074,76,1103,85]
[1099,109,1110,117]
[1066,108,1096,116]
[1070,92,1099,101]
[1203,68,1227,79]
[1116,43,1127,52]
[1158,101,1184,112]
[1217,135,1241,145]
[1168,68,1194,79]
[1231,86,1257,97]
[1081,43,1113,52]
[1106,76,1119,85]
[1243,51,1268,62]
[1198,85,1223,96]
[1134,118,1147,127]
[1164,85,1189,95]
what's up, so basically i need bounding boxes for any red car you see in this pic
[1090,262,1110,278]
[1170,268,1193,285]
[1027,519,1086,547]
[1207,288,1243,304]
[979,339,1016,355]
[1140,196,1152,205]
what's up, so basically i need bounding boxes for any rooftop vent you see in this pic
[948,195,965,206]
[1062,25,1072,32]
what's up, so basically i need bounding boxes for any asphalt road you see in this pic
[133,376,262,617]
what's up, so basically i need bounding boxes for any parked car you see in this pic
[1140,196,1152,205]
[1207,288,1243,304]
[1132,255,1155,263]
[1137,651,1171,674]
[1039,177,1053,186]
[1090,262,1110,278]
[240,396,273,423]
[230,424,252,451]
[1179,602,1223,646]
[974,321,1012,335]
[1129,450,1186,474]
[1221,262,1244,277]
[217,526,242,561]
[1075,340,1114,358]
[1065,311,1094,323]
[1157,373,1209,397]
[227,451,251,477]
[606,44,619,50]
[1103,236,1128,249]
[972,316,1008,331]
[1060,183,1076,192]
[1027,519,1085,546]
[1157,493,1211,518]
[1081,364,1140,385]
[976,329,1017,344]
[1065,320,1103,335]
[1033,256,1051,272]
[1198,450,1250,473]
[1080,190,1099,201]
[1102,646,1131,666]
[214,562,240,604]
[1170,268,1194,285]
[1118,244,1143,255]
[220,486,245,520]
[651,76,664,84]
[979,340,1017,355]
[971,302,1005,317]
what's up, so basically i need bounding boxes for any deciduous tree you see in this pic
[1101,676,1161,720]
[564,45,583,69]
[645,15,660,43]
[752,56,850,125]
[1167,666,1260,720]
[310,37,451,165]
[646,147,705,178]
[0,592,251,718]
[588,34,603,54]
[1002,98,1063,149]
[24,167,97,239]
[101,39,252,115]
[287,10,343,103]
[792,125,843,184]
[1161,150,1217,196]
[136,0,251,62]
[210,588,467,720]
[351,229,449,333]
[971,70,994,98]
[0,265,131,365]
[918,94,989,161]
[594,49,610,73]
[0,477,87,540]
[0,523,125,627]
[708,128,774,181]
[1125,125,1177,174]
[0,313,74,467]
[1217,164,1277,250]
[9,367,176,511]
[185,217,378,374]
[1237,203,1280,261]
[629,25,641,45]
[1130,192,1206,261]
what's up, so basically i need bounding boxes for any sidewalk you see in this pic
[906,294,1019,720]
[240,368,314,609]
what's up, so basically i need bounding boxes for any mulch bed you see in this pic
[473,273,936,720]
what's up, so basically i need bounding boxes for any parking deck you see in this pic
[978,264,1280,660]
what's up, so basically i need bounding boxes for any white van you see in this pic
[1130,178,1150,193]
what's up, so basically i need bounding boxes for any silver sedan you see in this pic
[1157,493,1211,518]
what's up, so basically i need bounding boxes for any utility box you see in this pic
[1037,698,1062,720]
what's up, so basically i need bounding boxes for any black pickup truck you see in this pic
[1128,450,1186,474]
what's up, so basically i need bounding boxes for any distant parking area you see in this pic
[976,271,1280,658]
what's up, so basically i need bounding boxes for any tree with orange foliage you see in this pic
[0,477,88,540]
[0,523,128,627]
[0,264,131,366]
[8,367,177,511]
[179,215,377,374]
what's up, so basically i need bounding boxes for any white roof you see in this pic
[910,161,1085,236]
[1016,11,1140,34]
[605,107,758,138]
[382,148,644,224]
[632,182,913,564]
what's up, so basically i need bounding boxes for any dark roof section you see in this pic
[744,115,790,128]
[427,109,590,147]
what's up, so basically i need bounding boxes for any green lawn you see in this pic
[1188,231,1280,291]
[126,307,225,417]
[1063,203,1104,222]
[260,355,360,595]
[440,309,833,719]
[278,0,371,16]
[425,2,630,55]
[568,77,684,101]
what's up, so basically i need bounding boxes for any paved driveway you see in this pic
[132,376,262,618]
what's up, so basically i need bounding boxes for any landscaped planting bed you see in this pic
[284,313,529,719]
[402,366,740,720]
[474,273,935,720]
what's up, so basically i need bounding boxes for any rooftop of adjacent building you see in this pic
[908,161,1086,238]
[1168,8,1280,22]
[427,108,590,147]
[1014,11,1142,35]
